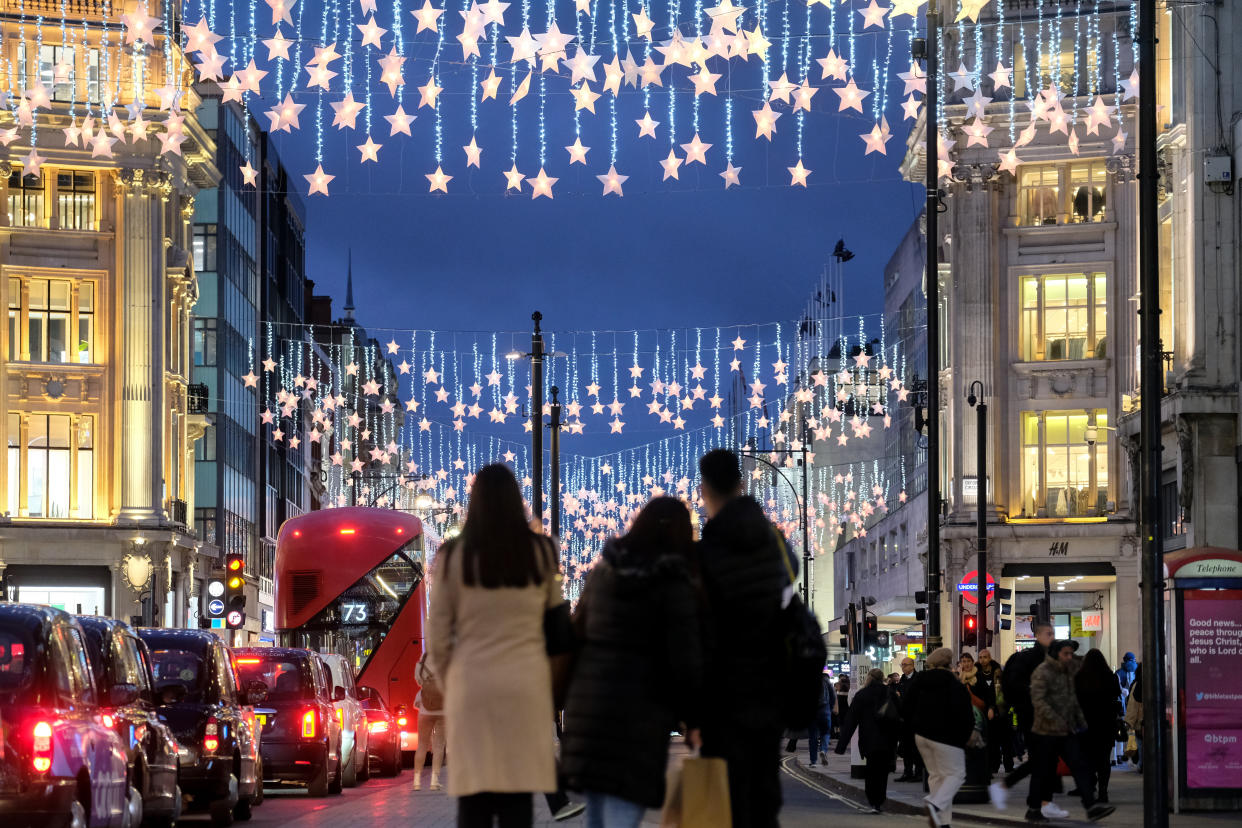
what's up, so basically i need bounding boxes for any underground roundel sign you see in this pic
[957,570,996,605]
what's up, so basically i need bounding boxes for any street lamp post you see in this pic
[739,436,812,605]
[916,0,944,651]
[548,385,563,542]
[967,381,987,650]
[530,312,546,526]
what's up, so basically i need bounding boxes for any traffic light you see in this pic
[914,589,928,622]
[225,553,245,629]
[962,613,978,648]
[204,574,226,628]
[864,615,878,648]
[1029,598,1050,626]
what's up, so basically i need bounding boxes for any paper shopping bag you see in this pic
[681,756,732,828]
[659,759,684,828]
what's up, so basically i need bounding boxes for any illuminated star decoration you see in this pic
[304,164,334,196]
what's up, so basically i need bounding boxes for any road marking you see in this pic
[779,756,873,813]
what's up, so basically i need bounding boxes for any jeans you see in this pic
[584,792,645,828]
[915,735,966,825]
[458,792,532,828]
[808,711,831,765]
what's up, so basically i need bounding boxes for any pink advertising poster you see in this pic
[1182,590,1242,790]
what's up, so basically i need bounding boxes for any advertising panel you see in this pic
[1182,590,1242,790]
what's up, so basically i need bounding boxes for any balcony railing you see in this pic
[2,0,113,16]
[168,498,188,528]
[187,382,209,414]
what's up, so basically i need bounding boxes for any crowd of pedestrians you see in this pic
[414,450,1132,828]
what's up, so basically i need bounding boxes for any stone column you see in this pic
[116,169,170,523]
[949,169,1000,518]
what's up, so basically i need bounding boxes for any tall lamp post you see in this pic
[548,385,564,541]
[967,381,988,649]
[915,0,944,650]
[738,434,812,604]
[507,313,548,524]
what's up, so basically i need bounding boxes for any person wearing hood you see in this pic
[1026,640,1115,823]
[561,496,703,828]
[901,647,975,828]
[696,449,794,828]
[1115,652,1138,702]
[1075,649,1122,804]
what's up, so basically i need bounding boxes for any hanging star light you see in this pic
[426,166,453,193]
[357,136,382,162]
[305,165,335,196]
[834,79,870,113]
[527,168,558,199]
[636,111,660,138]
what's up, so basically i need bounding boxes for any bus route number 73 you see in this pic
[341,601,369,624]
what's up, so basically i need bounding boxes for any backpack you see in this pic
[770,527,828,729]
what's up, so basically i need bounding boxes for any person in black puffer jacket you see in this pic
[902,647,975,827]
[561,496,704,827]
[696,449,794,828]
[835,668,900,812]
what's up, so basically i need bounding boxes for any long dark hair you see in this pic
[451,464,549,588]
[620,496,693,564]
[1075,648,1116,695]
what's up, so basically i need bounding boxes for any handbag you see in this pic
[540,536,576,656]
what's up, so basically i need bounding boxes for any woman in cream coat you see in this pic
[427,463,563,828]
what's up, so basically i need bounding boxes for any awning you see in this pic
[1001,562,1116,578]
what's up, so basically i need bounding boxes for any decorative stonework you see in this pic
[951,162,1001,193]
[117,168,173,200]
[1107,155,1137,183]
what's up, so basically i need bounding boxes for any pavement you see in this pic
[789,745,1238,826]
[171,751,884,827]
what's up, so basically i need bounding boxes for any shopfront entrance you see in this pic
[2,564,112,616]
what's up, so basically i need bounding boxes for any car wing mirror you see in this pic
[333,686,346,702]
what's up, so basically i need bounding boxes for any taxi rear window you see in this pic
[0,626,35,697]
[234,656,313,702]
[149,648,205,701]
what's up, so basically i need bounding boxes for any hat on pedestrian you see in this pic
[1049,639,1080,657]
[925,647,955,669]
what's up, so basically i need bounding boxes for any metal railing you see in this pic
[168,498,188,528]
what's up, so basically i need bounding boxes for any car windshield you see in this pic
[359,696,383,711]
[0,624,36,702]
[234,657,312,702]
[149,648,205,701]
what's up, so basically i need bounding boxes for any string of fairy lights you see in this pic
[0,0,1140,191]
[251,315,919,591]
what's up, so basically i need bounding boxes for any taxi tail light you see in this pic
[100,710,116,729]
[32,721,53,772]
[368,720,389,734]
[396,716,408,730]
[301,709,318,739]
[204,716,220,755]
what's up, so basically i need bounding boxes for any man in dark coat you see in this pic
[894,655,923,781]
[990,621,1054,812]
[696,449,793,828]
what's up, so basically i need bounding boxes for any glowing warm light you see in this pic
[339,528,356,535]
[236,657,262,664]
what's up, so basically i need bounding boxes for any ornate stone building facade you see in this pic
[0,2,219,625]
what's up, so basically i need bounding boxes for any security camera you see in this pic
[1085,426,1098,446]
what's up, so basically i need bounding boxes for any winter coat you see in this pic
[697,495,793,731]
[901,668,975,748]
[1030,657,1088,737]
[561,540,704,809]
[1075,669,1121,744]
[1002,643,1047,733]
[835,682,899,759]
[426,541,561,797]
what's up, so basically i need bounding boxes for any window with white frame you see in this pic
[7,275,98,364]
[1017,161,1108,226]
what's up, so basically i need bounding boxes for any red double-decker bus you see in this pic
[274,507,428,759]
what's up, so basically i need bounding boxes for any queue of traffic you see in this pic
[0,603,411,828]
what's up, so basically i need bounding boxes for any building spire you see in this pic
[344,248,355,321]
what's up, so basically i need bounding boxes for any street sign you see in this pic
[957,569,996,605]
[208,599,224,616]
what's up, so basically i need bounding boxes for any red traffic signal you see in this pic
[965,616,977,629]
[226,554,243,572]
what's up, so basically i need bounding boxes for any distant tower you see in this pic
[344,249,356,322]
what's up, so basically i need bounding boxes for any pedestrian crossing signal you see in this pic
[963,614,978,648]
